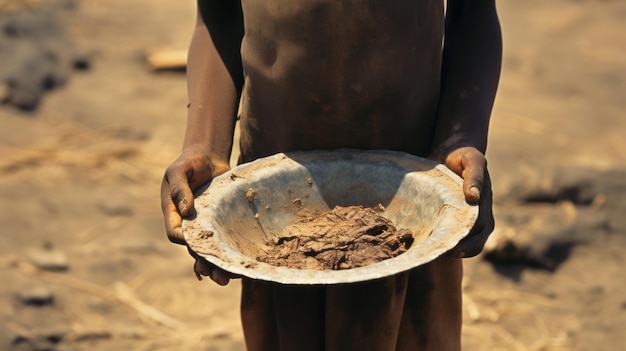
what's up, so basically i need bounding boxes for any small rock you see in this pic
[36,329,66,345]
[27,249,69,271]
[16,287,54,306]
[72,54,91,71]
[12,328,67,351]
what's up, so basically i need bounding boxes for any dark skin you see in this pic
[162,0,500,349]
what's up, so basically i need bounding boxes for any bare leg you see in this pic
[272,284,326,351]
[325,273,409,351]
[395,256,463,351]
[241,278,280,351]
[243,275,409,351]
[241,257,461,351]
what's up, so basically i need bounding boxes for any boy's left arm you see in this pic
[430,0,502,258]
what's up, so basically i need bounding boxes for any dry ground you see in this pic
[1,1,625,350]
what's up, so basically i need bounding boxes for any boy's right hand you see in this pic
[160,147,234,285]
[161,147,218,244]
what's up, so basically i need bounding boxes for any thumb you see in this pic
[445,147,486,204]
[462,169,483,204]
[167,170,196,218]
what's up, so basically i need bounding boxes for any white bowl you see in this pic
[183,149,477,285]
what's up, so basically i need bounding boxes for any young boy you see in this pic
[161,1,500,350]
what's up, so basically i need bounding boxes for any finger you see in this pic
[161,177,185,245]
[472,170,494,238]
[448,171,495,258]
[453,213,495,258]
[165,167,196,218]
[447,233,487,258]
[194,258,231,286]
[194,257,212,280]
[461,153,486,204]
[211,269,231,286]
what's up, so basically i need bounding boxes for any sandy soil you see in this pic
[1,0,625,350]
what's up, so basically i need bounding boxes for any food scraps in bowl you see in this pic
[257,205,415,270]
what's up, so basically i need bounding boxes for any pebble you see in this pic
[12,328,67,351]
[27,249,69,271]
[16,287,54,306]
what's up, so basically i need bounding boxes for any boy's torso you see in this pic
[238,0,445,162]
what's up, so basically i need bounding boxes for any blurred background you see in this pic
[0,0,624,350]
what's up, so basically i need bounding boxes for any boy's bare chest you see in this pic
[237,0,445,157]
[240,0,444,91]
[241,0,443,44]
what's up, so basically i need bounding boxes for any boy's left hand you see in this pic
[431,146,495,258]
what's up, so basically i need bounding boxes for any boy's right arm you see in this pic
[161,1,244,282]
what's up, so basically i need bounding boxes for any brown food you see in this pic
[257,205,414,270]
